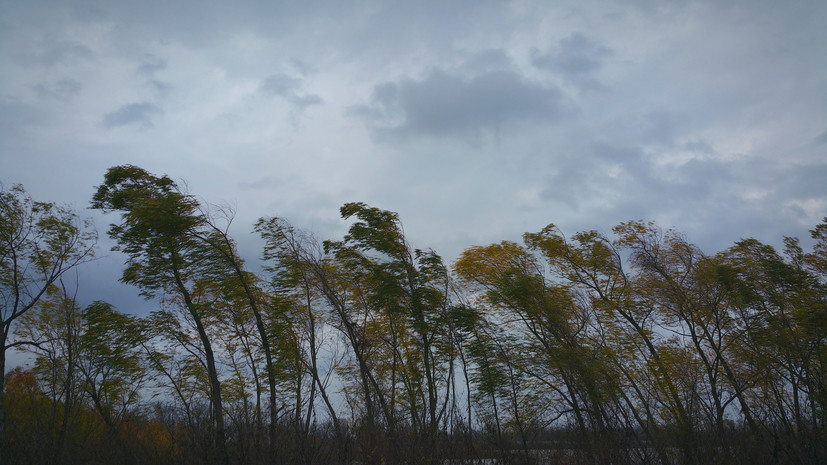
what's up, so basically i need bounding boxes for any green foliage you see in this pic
[6,173,827,465]
[91,165,205,296]
[79,301,147,425]
[1,184,96,465]
[1,183,96,329]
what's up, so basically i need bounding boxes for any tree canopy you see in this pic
[2,169,825,465]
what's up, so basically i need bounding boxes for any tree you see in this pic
[0,184,96,463]
[256,217,346,464]
[77,301,147,438]
[13,282,85,465]
[195,207,283,463]
[528,223,696,463]
[328,204,453,429]
[613,221,749,462]
[720,231,827,462]
[455,239,621,464]
[91,166,230,465]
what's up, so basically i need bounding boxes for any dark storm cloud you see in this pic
[33,79,82,101]
[352,68,564,140]
[101,102,162,129]
[260,73,323,111]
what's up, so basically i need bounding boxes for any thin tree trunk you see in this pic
[0,330,7,465]
[210,230,279,464]
[172,262,228,465]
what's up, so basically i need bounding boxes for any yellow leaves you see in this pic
[612,220,658,247]
[3,367,41,396]
[454,241,536,291]
[805,217,827,277]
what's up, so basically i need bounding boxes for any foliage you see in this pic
[4,171,826,465]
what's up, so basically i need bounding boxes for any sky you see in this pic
[2,0,827,332]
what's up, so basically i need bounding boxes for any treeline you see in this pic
[1,165,825,465]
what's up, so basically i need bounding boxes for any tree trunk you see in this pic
[213,231,279,464]
[172,264,228,465]
[0,330,7,465]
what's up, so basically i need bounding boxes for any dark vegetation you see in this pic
[2,166,825,464]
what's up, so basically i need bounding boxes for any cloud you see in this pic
[33,79,82,101]
[0,98,46,142]
[260,73,323,111]
[540,142,651,209]
[101,102,162,129]
[535,128,827,252]
[532,32,612,90]
[351,67,564,141]
[261,74,299,95]
[145,79,172,97]
[18,40,94,67]
[783,161,827,200]
[288,58,316,77]
[137,54,167,77]
[460,49,515,74]
[2,0,825,283]
[134,55,172,97]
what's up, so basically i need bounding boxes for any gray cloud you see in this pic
[783,162,827,200]
[533,33,611,74]
[460,49,515,74]
[1,0,825,315]
[0,98,46,143]
[540,142,653,209]
[101,102,162,129]
[352,68,564,141]
[288,58,316,77]
[145,79,172,97]
[260,73,323,111]
[17,40,94,67]
[136,55,172,97]
[33,79,82,101]
[137,54,167,77]
[261,74,300,95]
[538,129,827,252]
[532,32,612,90]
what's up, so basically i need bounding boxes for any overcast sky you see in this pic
[2,1,826,325]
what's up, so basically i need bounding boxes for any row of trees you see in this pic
[2,166,825,464]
